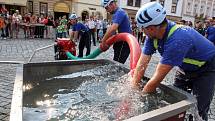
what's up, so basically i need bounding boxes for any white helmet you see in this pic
[69,13,78,20]
[136,2,166,28]
[101,0,116,8]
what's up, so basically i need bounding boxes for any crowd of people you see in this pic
[0,7,58,39]
[0,7,111,41]
[130,17,215,46]
[0,6,214,47]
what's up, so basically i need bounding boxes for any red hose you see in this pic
[100,33,141,71]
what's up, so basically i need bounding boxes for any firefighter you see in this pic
[69,14,91,57]
[100,0,132,64]
[132,2,215,121]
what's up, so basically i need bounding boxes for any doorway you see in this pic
[54,12,69,20]
[81,11,89,21]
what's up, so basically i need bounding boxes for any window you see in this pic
[193,4,198,15]
[159,0,165,6]
[135,0,141,7]
[127,0,141,7]
[171,0,178,13]
[40,2,48,16]
[127,0,133,6]
[213,9,215,17]
[200,5,204,14]
[28,1,33,14]
[187,2,191,11]
[206,7,210,17]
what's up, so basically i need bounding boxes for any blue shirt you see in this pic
[206,26,215,44]
[143,21,215,71]
[72,22,89,33]
[112,8,132,33]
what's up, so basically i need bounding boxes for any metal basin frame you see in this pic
[10,59,196,121]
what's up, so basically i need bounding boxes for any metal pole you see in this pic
[28,43,55,63]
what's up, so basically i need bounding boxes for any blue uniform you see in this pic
[143,20,215,121]
[72,22,89,34]
[206,26,215,45]
[72,22,91,57]
[112,8,132,64]
[112,8,132,33]
[143,21,215,71]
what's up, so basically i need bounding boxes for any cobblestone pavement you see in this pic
[0,39,214,121]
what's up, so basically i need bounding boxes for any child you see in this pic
[56,25,63,38]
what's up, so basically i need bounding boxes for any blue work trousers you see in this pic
[174,56,215,121]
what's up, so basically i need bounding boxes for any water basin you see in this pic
[10,59,196,121]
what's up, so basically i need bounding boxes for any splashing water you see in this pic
[185,103,204,121]
[23,64,171,121]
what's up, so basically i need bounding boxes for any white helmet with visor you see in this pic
[135,2,166,28]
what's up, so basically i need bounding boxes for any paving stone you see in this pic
[0,114,7,120]
[0,102,9,107]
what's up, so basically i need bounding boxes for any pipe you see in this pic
[66,48,102,60]
[102,33,141,71]
[0,61,24,64]
[28,44,55,63]
[66,33,141,71]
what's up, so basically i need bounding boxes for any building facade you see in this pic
[182,0,215,22]
[120,0,184,22]
[72,0,106,20]
[0,0,27,15]
[3,0,214,23]
[25,0,107,20]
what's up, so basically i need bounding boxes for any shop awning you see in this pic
[0,0,27,6]
[54,2,70,13]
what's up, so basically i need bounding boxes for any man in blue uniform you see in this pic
[205,19,215,45]
[132,2,215,121]
[69,14,91,57]
[100,0,132,64]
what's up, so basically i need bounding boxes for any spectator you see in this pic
[137,27,143,44]
[46,14,55,39]
[11,10,22,38]
[187,21,193,27]
[195,21,205,36]
[37,14,45,38]
[0,14,6,39]
[30,14,37,38]
[102,19,108,36]
[87,16,96,46]
[60,15,68,38]
[131,17,137,37]
[96,18,103,42]
[23,13,31,38]
[179,19,186,25]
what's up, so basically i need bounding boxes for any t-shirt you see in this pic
[72,22,89,35]
[142,20,215,71]
[112,8,132,33]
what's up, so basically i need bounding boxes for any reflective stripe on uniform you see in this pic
[153,24,206,67]
[183,58,205,67]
